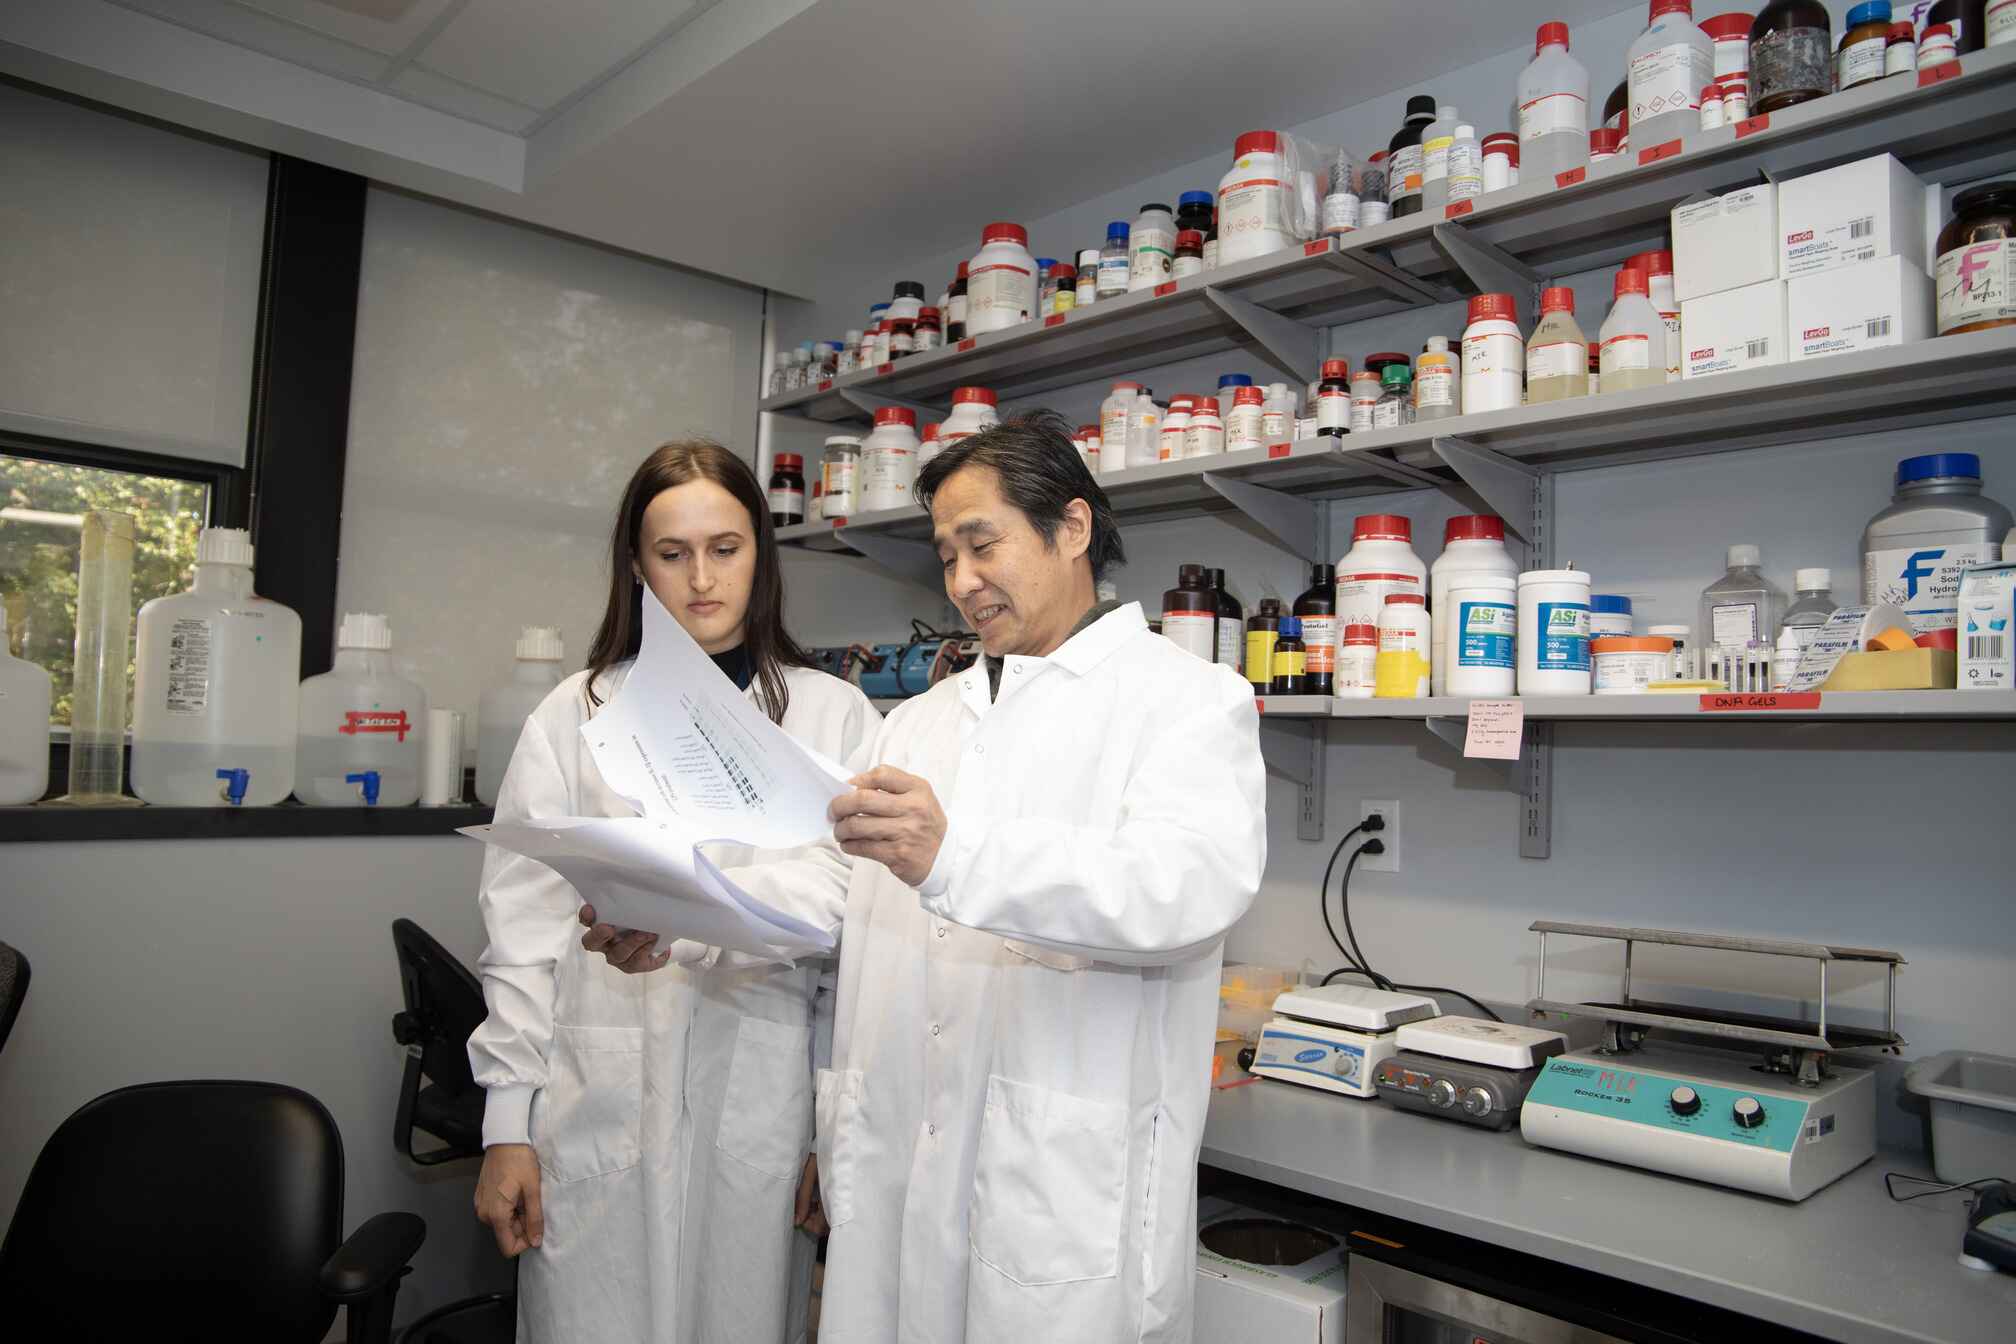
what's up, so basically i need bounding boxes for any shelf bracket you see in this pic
[1259,720,1326,842]
[832,528,943,590]
[1430,437,1548,551]
[1202,471,1328,561]
[1520,722,1554,860]
[1431,222,1543,325]
[1341,447,1449,491]
[1328,247,1445,306]
[1202,286,1322,386]
[836,387,944,424]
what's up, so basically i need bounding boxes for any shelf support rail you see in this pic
[1201,472,1329,561]
[1202,286,1323,387]
[1327,246,1447,306]
[1430,222,1543,326]
[1259,720,1326,843]
[831,527,944,590]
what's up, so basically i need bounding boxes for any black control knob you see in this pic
[1669,1085,1701,1117]
[1732,1096,1766,1129]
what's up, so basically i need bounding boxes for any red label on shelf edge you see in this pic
[1445,199,1475,219]
[1267,442,1292,458]
[1699,692,1822,712]
[1304,239,1328,256]
[829,517,846,528]
[957,338,976,351]
[817,379,832,391]
[876,362,892,375]
[1154,281,1177,297]
[1919,60,1961,87]
[1555,166,1587,189]
[1734,114,1770,138]
[1638,138,1683,166]
[1255,698,1266,713]
[1044,313,1065,327]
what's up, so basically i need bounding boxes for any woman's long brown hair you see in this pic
[584,440,813,722]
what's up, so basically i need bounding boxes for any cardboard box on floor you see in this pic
[1195,1197,1347,1344]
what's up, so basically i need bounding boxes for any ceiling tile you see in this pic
[418,0,693,111]
[230,0,457,56]
[390,65,540,132]
[109,0,394,81]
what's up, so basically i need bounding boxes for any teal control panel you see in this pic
[1526,1056,1815,1154]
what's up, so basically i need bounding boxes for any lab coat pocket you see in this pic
[533,1024,644,1183]
[715,1015,813,1180]
[969,1074,1127,1286]
[813,1067,864,1230]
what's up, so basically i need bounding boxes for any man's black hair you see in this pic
[913,408,1127,581]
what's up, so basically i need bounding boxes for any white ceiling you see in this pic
[3,0,1629,302]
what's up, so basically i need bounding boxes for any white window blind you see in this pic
[334,187,764,732]
[0,83,267,467]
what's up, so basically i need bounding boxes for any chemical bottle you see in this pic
[1446,574,1519,698]
[1225,385,1266,454]
[939,386,1000,450]
[1129,202,1177,291]
[296,613,427,807]
[1519,22,1591,182]
[474,626,565,806]
[1928,0,1987,53]
[859,406,921,512]
[888,280,925,323]
[1602,78,1629,139]
[1699,544,1787,653]
[1159,395,1195,462]
[1162,565,1218,662]
[946,264,970,340]
[1781,568,1836,648]
[1185,395,1225,458]
[1218,132,1294,266]
[1462,294,1525,415]
[1415,336,1461,421]
[1429,515,1519,696]
[1295,563,1339,696]
[1360,152,1392,228]
[1348,366,1383,432]
[130,528,303,807]
[1885,21,1917,74]
[1176,192,1216,255]
[1211,568,1244,672]
[1837,2,1894,91]
[1627,250,1681,381]
[1373,364,1414,427]
[1862,453,2014,634]
[1075,248,1101,307]
[1173,231,1205,279]
[1446,124,1484,207]
[1126,391,1163,469]
[1315,359,1352,438]
[1097,223,1131,299]
[1261,383,1296,442]
[1337,623,1378,699]
[1388,96,1438,218]
[1321,144,1361,237]
[836,329,862,376]
[1337,513,1427,629]
[1771,627,1803,691]
[966,223,1036,335]
[1629,1,1713,154]
[768,453,805,525]
[1214,374,1253,423]
[1750,0,1834,115]
[1599,268,1667,395]
[1518,569,1594,695]
[0,604,52,806]
[1373,594,1431,699]
[1246,598,1285,694]
[1525,286,1588,404]
[1590,594,1635,640]
[1482,133,1521,193]
[1100,382,1139,465]
[1420,105,1463,216]
[1270,617,1308,695]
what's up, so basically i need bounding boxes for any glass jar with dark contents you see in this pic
[1749,0,1833,115]
[1936,180,2016,336]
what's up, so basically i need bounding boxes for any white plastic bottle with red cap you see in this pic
[859,406,921,512]
[1429,516,1520,695]
[1519,22,1590,181]
[965,222,1036,335]
[938,386,999,451]
[1218,131,1293,267]
[1334,513,1428,631]
[1628,249,1680,381]
[1462,294,1525,414]
[1159,395,1195,462]
[1599,268,1668,394]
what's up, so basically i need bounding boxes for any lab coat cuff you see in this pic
[916,816,963,905]
[482,1084,536,1149]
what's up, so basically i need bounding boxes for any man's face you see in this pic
[930,464,1089,658]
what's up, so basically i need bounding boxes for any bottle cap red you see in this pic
[952,386,996,406]
[1698,12,1751,41]
[1078,425,1100,436]
[1234,385,1266,405]
[774,453,803,470]
[1466,293,1517,325]
[1235,130,1281,157]
[1628,248,1674,278]
[921,423,940,440]
[980,221,1028,248]
[1176,229,1205,249]
[918,306,940,319]
[1702,84,1721,102]
[1540,286,1576,314]
[1649,0,1693,20]
[1535,22,1570,52]
[1924,21,1954,37]
[1353,513,1413,541]
[1321,357,1351,380]
[1444,514,1506,543]
[1590,128,1624,153]
[1384,592,1427,605]
[873,406,916,427]
[1342,623,1379,642]
[956,261,969,278]
[1614,268,1649,297]
[1887,21,1914,39]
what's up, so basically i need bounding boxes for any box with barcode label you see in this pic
[1779,154,1928,281]
[1682,280,1786,379]
[1958,562,2015,692]
[1788,255,1933,361]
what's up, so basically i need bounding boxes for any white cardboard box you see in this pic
[1673,184,1778,302]
[1195,1198,1347,1344]
[1779,153,1928,281]
[1682,279,1787,379]
[1958,561,2016,691]
[1787,255,1934,361]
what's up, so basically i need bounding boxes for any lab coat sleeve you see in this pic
[917,672,1266,967]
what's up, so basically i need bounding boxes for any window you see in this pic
[1,452,211,726]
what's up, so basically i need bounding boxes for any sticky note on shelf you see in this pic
[1463,699,1524,759]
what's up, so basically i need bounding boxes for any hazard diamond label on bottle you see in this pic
[339,710,412,742]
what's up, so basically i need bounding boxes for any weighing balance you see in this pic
[1518,921,1904,1202]
[1372,1016,1568,1130]
[1248,985,1440,1097]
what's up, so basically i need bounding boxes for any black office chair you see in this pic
[0,940,27,1056]
[0,1079,424,1343]
[391,918,488,1164]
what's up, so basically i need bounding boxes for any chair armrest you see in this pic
[320,1211,427,1303]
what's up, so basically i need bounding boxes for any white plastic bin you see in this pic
[1903,1051,2016,1185]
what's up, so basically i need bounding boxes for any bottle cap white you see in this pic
[1794,567,1831,591]
[1649,624,1690,637]
[1727,543,1761,568]
[516,625,564,661]
[196,527,255,567]
[1456,124,1476,139]
[338,612,393,650]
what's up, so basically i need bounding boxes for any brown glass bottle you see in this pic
[1936,181,2016,336]
[1750,1,1834,115]
[1271,617,1307,695]
[1246,598,1284,695]
[1927,0,1986,53]
[1294,563,1338,696]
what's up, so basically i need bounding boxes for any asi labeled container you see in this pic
[131,528,302,806]
[0,604,53,806]
[295,612,427,807]
[476,626,566,805]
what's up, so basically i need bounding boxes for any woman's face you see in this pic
[632,479,758,655]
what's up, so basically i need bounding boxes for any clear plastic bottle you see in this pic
[1446,124,1483,207]
[1420,105,1462,215]
[1520,22,1591,182]
[1099,381,1139,469]
[1129,203,1177,291]
[1348,367,1383,432]
[1526,286,1589,403]
[1372,365,1415,427]
[1599,268,1667,394]
[0,604,52,806]
[1126,390,1163,468]
[1097,223,1131,299]
[1261,382,1296,441]
[1415,336,1461,420]
[296,613,428,807]
[1629,0,1713,153]
[1699,544,1786,654]
[1781,568,1836,648]
[131,527,303,807]
[476,626,565,806]
[1627,250,1681,382]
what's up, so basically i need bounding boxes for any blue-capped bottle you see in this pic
[1096,221,1131,299]
[1175,191,1217,269]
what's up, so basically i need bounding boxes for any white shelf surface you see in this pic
[1314,690,2016,721]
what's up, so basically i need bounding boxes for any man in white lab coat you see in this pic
[586,410,1267,1341]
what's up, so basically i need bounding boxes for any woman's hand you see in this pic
[793,1153,827,1239]
[475,1143,544,1256]
[579,904,673,973]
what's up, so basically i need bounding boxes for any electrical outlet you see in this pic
[1359,800,1399,872]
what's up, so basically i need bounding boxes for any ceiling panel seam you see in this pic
[518,0,721,139]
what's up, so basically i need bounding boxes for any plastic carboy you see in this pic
[295,612,428,806]
[476,626,566,806]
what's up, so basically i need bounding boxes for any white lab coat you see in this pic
[727,603,1267,1344]
[468,661,879,1344]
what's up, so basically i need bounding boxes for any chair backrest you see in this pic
[392,918,486,1098]
[0,941,27,1055]
[0,1079,344,1339]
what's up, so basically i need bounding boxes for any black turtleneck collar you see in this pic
[711,644,755,692]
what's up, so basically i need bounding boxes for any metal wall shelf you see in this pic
[1317,690,2016,722]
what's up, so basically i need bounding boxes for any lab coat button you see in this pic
[931,1023,942,1036]
[936,925,947,938]
[927,1123,937,1136]
[973,744,984,754]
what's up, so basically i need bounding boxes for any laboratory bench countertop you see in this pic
[1203,1079,2016,1344]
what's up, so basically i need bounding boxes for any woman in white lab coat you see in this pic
[467,439,878,1343]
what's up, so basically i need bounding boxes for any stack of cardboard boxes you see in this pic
[1672,153,1936,379]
